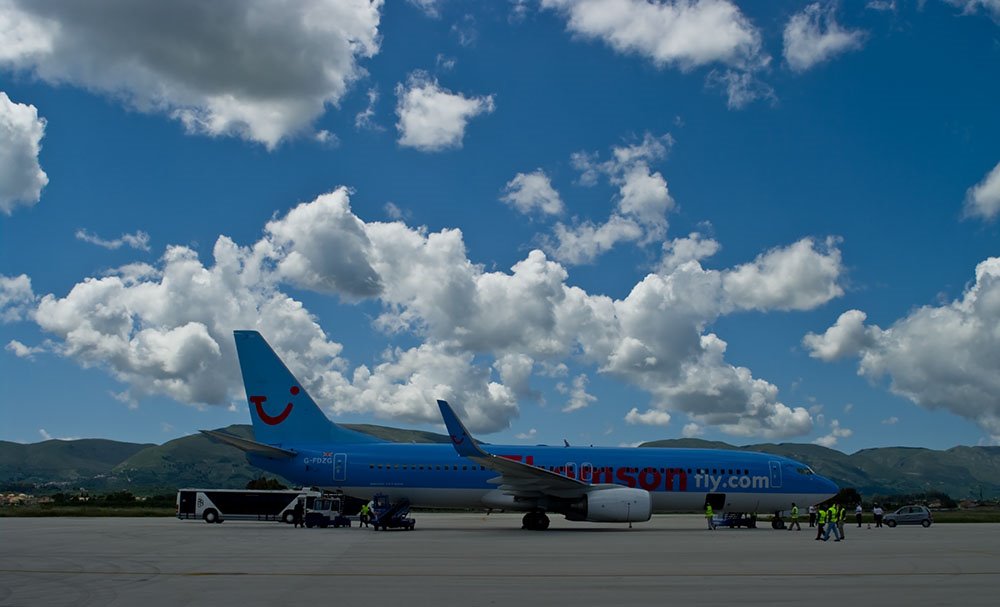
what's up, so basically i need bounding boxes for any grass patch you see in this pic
[924,510,1000,523]
[0,506,175,517]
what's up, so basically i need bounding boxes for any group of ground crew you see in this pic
[812,502,848,541]
[704,500,852,540]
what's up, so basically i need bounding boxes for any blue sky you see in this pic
[1,0,998,453]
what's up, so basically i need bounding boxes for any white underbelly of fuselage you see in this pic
[329,485,829,513]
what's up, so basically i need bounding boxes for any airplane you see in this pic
[203,330,839,530]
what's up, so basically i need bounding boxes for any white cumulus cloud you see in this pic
[264,189,383,299]
[963,161,1000,222]
[542,0,762,69]
[542,0,771,108]
[812,418,852,448]
[559,374,597,412]
[659,232,721,273]
[805,257,1000,440]
[515,428,537,440]
[395,72,495,151]
[0,91,47,214]
[803,309,877,361]
[682,422,703,437]
[0,0,383,148]
[6,339,45,358]
[501,170,565,216]
[944,0,1000,21]
[0,273,36,322]
[783,3,866,72]
[625,407,672,426]
[75,229,151,252]
[15,184,849,438]
[722,237,844,311]
[549,134,675,264]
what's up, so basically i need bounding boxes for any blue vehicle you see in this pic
[203,331,839,531]
[369,493,415,531]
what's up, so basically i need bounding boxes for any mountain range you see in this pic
[2,425,998,499]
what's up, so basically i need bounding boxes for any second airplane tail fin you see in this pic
[234,330,382,447]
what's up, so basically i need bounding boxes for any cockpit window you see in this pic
[796,467,815,475]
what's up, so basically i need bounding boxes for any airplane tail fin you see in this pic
[233,330,382,447]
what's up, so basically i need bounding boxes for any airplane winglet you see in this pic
[437,400,487,458]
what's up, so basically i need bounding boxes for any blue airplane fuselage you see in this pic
[248,441,838,513]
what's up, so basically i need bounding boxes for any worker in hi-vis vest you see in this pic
[815,506,827,540]
[788,503,801,531]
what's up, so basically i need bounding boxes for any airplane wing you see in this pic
[437,400,594,499]
[200,429,297,458]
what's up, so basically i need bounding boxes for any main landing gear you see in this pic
[522,511,550,531]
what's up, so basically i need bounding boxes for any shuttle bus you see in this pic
[176,488,320,523]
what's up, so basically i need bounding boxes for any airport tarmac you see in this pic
[2,514,998,606]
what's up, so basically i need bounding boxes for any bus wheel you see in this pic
[282,511,295,524]
[203,509,219,524]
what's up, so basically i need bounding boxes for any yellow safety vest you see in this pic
[817,509,827,524]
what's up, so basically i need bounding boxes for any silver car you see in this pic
[884,505,933,528]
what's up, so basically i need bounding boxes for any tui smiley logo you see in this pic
[249,386,299,425]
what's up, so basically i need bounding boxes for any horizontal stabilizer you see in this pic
[200,429,297,458]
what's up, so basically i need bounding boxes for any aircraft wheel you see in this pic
[522,512,548,531]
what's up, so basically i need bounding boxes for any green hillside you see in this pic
[0,439,152,486]
[112,425,287,492]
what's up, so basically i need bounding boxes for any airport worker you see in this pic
[873,504,884,528]
[808,504,817,527]
[705,503,715,530]
[359,502,370,528]
[856,503,863,527]
[815,506,827,540]
[837,504,846,540]
[823,505,841,542]
[788,503,801,531]
[293,498,304,528]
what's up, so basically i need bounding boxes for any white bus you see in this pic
[176,488,321,523]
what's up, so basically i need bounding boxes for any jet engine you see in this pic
[568,486,652,523]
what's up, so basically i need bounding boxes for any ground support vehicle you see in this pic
[713,512,758,528]
[370,492,415,531]
[304,494,352,528]
[176,488,320,524]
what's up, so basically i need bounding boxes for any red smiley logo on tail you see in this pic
[249,395,293,426]
[450,434,465,445]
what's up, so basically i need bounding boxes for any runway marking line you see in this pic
[4,569,1000,579]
